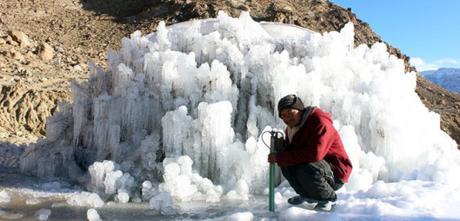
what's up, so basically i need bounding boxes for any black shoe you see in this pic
[287,195,318,205]
[287,195,305,205]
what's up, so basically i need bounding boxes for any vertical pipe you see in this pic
[269,162,276,212]
[269,131,276,212]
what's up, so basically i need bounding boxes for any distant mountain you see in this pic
[421,68,460,94]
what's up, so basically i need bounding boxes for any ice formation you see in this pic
[149,192,177,215]
[0,210,24,220]
[87,160,136,202]
[225,211,254,221]
[26,198,41,205]
[87,208,102,221]
[35,208,51,221]
[67,192,104,208]
[19,10,460,208]
[0,190,10,204]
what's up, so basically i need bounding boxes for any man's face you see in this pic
[280,108,302,128]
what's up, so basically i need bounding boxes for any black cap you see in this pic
[277,94,305,117]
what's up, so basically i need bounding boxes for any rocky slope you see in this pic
[0,0,459,148]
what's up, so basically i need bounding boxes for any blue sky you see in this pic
[331,0,460,71]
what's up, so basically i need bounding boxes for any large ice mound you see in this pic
[20,11,460,205]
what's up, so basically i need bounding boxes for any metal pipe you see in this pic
[269,130,276,212]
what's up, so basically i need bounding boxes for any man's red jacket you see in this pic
[276,107,353,182]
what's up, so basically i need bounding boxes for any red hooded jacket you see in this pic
[276,107,353,182]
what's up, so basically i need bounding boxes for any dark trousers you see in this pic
[281,160,343,201]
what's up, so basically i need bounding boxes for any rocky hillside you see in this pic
[0,0,459,148]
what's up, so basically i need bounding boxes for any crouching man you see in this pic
[268,94,352,211]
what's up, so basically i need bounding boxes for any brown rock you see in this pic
[228,0,246,8]
[10,50,25,62]
[38,43,54,61]
[7,30,32,48]
[0,81,71,136]
[5,35,17,46]
[441,99,447,105]
[73,64,83,72]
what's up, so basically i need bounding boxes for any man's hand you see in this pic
[267,153,278,163]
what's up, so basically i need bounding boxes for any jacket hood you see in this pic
[312,107,333,124]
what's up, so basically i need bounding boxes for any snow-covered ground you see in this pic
[1,11,460,220]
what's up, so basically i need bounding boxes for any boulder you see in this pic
[38,43,54,61]
[8,30,32,48]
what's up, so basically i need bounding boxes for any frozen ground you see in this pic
[1,169,460,220]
